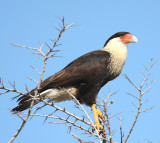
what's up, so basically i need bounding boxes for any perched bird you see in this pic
[12,32,137,133]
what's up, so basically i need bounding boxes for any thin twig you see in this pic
[8,97,35,143]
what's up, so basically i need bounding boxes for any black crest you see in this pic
[104,32,130,47]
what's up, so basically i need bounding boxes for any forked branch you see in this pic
[123,59,157,143]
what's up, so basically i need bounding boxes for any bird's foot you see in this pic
[92,122,103,132]
[92,122,106,137]
[91,104,106,137]
[96,109,107,137]
[92,111,106,137]
[96,109,106,121]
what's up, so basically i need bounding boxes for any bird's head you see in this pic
[104,32,138,48]
[102,32,138,62]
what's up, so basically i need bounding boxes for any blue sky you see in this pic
[1,0,160,143]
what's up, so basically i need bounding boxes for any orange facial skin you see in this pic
[120,34,133,43]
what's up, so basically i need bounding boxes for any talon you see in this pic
[96,109,106,121]
[92,122,104,133]
[103,131,107,138]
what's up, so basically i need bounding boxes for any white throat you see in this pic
[101,37,128,77]
[102,37,128,60]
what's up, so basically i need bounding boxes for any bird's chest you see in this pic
[108,48,128,80]
[102,42,128,81]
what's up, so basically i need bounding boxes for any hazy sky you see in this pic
[1,0,160,143]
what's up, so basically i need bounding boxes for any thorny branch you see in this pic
[0,79,26,96]
[9,96,35,143]
[1,17,76,143]
[19,112,100,139]
[40,98,109,142]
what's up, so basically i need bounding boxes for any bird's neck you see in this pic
[101,38,128,62]
[101,38,128,79]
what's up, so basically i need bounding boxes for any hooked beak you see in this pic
[130,35,138,43]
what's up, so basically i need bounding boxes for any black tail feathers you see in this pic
[11,95,32,113]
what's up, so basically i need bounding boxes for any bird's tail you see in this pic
[12,95,31,112]
[11,91,39,113]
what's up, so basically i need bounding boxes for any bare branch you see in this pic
[11,44,40,51]
[41,100,92,126]
[68,132,85,143]
[122,74,140,91]
[127,92,140,100]
[31,65,41,75]
[0,80,26,96]
[19,112,104,140]
[6,17,77,143]
[145,138,153,143]
[100,86,113,143]
[115,117,124,143]
[109,110,127,119]
[8,97,35,143]
[0,90,9,95]
[131,102,139,109]
[27,76,38,84]
[140,106,154,113]
[123,59,156,143]
[120,118,123,143]
[141,79,157,95]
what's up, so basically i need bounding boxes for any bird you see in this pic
[12,32,138,133]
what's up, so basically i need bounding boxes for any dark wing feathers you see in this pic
[12,50,110,112]
[38,50,110,92]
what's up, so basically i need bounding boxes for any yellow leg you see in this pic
[91,104,103,132]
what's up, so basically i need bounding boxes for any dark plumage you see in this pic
[12,32,138,113]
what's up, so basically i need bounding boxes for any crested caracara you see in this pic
[12,32,138,133]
